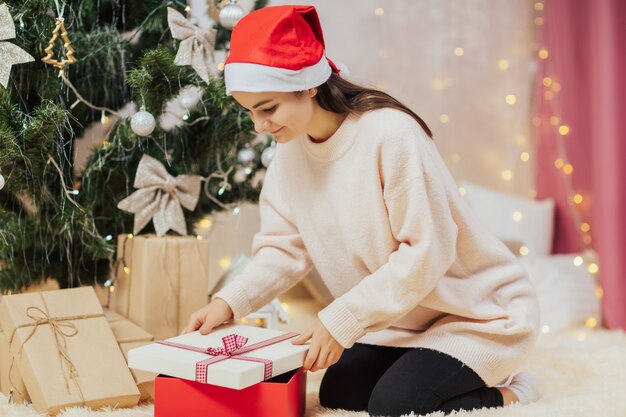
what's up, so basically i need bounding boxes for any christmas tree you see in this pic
[0,0,270,292]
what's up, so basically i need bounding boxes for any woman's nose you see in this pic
[254,118,271,133]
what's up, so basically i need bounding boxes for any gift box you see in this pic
[0,287,140,415]
[128,324,309,390]
[154,368,306,417]
[0,278,61,404]
[105,308,156,401]
[111,234,210,340]
[106,309,154,343]
[0,329,29,404]
[0,306,155,405]
[120,342,156,401]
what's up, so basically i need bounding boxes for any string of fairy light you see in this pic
[532,1,601,333]
[373,2,601,333]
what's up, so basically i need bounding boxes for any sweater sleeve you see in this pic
[318,125,459,348]
[212,161,313,320]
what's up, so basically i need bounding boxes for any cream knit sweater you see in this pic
[214,108,540,386]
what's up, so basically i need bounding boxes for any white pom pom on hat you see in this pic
[224,5,344,95]
[333,61,350,78]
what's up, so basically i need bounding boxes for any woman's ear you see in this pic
[308,88,318,97]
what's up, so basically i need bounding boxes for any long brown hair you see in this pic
[315,73,433,139]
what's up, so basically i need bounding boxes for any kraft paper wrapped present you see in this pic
[0,329,29,404]
[111,234,210,340]
[0,287,140,415]
[128,324,309,390]
[120,342,156,401]
[105,309,156,401]
[0,306,155,405]
[154,369,306,417]
[0,278,62,404]
[106,310,154,343]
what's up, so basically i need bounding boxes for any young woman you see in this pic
[184,5,541,416]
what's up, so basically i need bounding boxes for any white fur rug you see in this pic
[2,328,626,417]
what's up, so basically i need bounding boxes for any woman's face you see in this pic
[231,90,317,143]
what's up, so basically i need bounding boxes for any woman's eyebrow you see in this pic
[252,99,274,109]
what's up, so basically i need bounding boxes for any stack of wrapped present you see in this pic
[129,323,310,417]
[0,286,156,414]
[0,223,308,416]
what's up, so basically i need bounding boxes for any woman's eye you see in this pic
[263,105,277,113]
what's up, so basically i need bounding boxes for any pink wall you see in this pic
[535,0,626,328]
[590,1,626,329]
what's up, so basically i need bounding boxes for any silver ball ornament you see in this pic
[131,110,156,136]
[261,146,276,168]
[0,174,4,190]
[219,1,245,30]
[237,147,256,165]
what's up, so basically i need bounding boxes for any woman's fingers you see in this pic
[198,320,214,335]
[182,313,204,334]
[302,341,320,372]
[326,350,341,368]
[291,328,313,345]
[199,314,224,335]
[310,346,330,372]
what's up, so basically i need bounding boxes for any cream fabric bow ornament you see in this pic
[0,4,34,88]
[167,7,217,84]
[117,154,202,236]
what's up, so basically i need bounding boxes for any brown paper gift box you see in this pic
[120,341,156,401]
[0,287,140,415]
[0,329,29,403]
[111,235,210,340]
[107,313,153,343]
[0,282,80,405]
[0,306,156,405]
[105,309,156,401]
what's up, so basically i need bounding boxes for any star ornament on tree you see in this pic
[0,3,34,89]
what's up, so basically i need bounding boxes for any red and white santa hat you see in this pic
[224,5,341,95]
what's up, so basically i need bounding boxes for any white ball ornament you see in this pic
[219,1,245,30]
[131,108,156,136]
[180,94,197,109]
[237,147,256,165]
[261,146,275,168]
[0,173,5,190]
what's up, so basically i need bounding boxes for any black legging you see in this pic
[319,343,503,417]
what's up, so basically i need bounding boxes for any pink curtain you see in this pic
[534,0,626,328]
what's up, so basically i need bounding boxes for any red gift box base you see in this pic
[154,368,307,417]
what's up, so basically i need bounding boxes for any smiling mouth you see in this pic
[271,127,284,135]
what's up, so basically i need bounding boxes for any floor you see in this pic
[3,284,626,416]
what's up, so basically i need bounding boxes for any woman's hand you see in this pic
[182,298,234,334]
[291,318,344,372]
